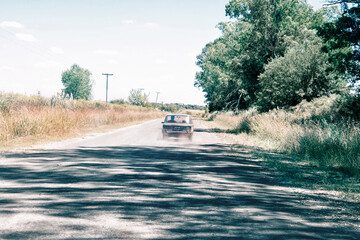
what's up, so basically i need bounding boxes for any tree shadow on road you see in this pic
[194,128,227,133]
[1,144,359,239]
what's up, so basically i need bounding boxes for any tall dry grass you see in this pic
[0,92,164,149]
[295,122,360,172]
[209,96,360,175]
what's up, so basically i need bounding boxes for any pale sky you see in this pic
[0,0,325,105]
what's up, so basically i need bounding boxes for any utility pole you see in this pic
[102,73,113,103]
[155,92,160,104]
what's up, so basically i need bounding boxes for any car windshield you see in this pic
[165,115,190,124]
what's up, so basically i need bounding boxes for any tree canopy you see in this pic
[61,64,93,100]
[257,36,332,111]
[195,0,353,112]
[318,0,360,89]
[128,88,150,107]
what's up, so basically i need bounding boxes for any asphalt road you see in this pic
[0,119,359,239]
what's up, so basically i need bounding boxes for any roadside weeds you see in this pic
[0,97,165,151]
[199,118,360,229]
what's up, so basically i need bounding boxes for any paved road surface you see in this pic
[0,119,359,239]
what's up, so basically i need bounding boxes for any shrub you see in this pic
[292,95,338,117]
[211,104,360,175]
[257,38,332,112]
[233,109,257,133]
[110,99,126,105]
[335,94,360,120]
[159,104,181,113]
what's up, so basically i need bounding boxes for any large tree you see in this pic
[195,21,251,111]
[61,64,93,100]
[226,0,324,104]
[195,0,325,111]
[318,0,360,89]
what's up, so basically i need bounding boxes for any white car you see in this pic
[162,114,194,140]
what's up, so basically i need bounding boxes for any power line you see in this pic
[102,73,113,103]
[0,27,76,66]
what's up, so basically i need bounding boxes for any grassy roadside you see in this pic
[201,108,360,199]
[0,93,165,151]
[201,114,360,225]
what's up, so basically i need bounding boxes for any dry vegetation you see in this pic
[204,97,360,208]
[0,92,165,150]
[181,109,205,118]
[206,96,360,178]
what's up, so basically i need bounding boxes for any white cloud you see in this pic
[122,20,136,24]
[155,58,168,64]
[50,46,64,54]
[15,33,37,42]
[0,65,14,72]
[186,52,198,58]
[0,21,24,28]
[108,59,119,65]
[144,22,160,29]
[94,49,118,56]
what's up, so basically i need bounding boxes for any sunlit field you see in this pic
[0,92,165,150]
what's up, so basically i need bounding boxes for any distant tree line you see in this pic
[60,73,204,112]
[195,0,359,113]
[108,89,204,112]
[60,68,205,113]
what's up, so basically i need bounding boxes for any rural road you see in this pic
[0,119,359,239]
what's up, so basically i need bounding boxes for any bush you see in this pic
[0,92,51,112]
[335,94,360,120]
[159,104,181,113]
[0,93,15,113]
[292,95,338,117]
[211,104,360,175]
[110,99,126,105]
[233,109,257,133]
[256,38,333,112]
[208,113,217,121]
[128,89,149,107]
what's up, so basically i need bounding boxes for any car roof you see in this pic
[165,114,190,117]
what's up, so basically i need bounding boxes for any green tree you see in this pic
[61,64,93,100]
[227,0,323,105]
[195,0,325,111]
[318,0,360,89]
[128,88,149,107]
[256,36,335,111]
[195,20,251,111]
